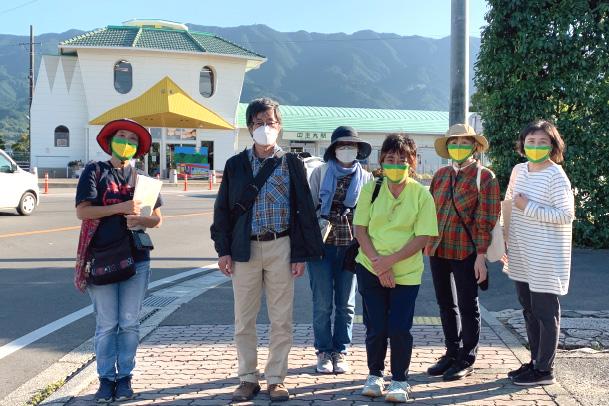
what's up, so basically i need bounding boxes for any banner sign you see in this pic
[282,131,330,141]
[175,146,209,178]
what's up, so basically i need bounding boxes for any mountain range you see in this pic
[0,24,480,146]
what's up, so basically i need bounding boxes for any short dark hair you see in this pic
[379,133,418,176]
[517,119,565,164]
[245,98,282,128]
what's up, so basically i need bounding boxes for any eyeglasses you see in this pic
[253,120,279,128]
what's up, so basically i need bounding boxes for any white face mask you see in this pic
[335,146,358,164]
[252,125,279,146]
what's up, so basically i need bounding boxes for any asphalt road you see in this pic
[0,189,218,399]
[0,188,607,401]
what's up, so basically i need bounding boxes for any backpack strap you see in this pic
[371,176,383,204]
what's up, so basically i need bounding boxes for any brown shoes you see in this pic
[232,381,261,402]
[268,383,290,402]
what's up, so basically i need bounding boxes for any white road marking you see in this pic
[0,262,219,361]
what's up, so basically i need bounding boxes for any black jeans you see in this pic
[515,281,560,372]
[429,254,480,365]
[356,264,419,381]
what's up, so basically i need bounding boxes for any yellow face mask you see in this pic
[447,144,474,163]
[382,163,409,184]
[524,145,551,163]
[111,137,138,161]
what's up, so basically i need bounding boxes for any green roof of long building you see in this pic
[60,25,264,59]
[237,103,448,134]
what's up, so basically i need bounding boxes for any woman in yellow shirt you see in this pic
[353,134,438,403]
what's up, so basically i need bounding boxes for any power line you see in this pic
[0,0,41,15]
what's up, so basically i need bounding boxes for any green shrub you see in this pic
[475,0,609,248]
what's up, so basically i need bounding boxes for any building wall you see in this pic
[196,128,238,171]
[30,55,89,176]
[76,49,247,125]
[31,49,250,175]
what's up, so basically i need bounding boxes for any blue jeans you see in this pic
[87,261,151,380]
[307,244,357,354]
[356,264,419,381]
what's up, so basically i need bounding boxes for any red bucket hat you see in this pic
[96,119,152,157]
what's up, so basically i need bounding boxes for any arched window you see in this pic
[54,125,69,147]
[199,66,215,98]
[114,60,132,94]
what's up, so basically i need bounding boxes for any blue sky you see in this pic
[1,0,489,37]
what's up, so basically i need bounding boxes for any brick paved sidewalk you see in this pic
[67,324,561,405]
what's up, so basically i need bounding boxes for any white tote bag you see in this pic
[476,166,505,262]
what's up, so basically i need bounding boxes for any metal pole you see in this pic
[29,25,34,168]
[449,0,469,126]
[29,25,34,109]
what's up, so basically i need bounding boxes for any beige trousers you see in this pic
[232,236,294,385]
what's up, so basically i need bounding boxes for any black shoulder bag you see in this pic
[231,154,282,222]
[343,177,383,273]
[449,171,489,291]
[88,164,136,285]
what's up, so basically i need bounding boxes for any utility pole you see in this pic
[19,25,39,158]
[449,0,469,126]
[29,25,34,110]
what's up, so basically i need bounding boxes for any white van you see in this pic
[0,149,40,215]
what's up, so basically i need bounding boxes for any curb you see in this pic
[479,304,581,406]
[1,268,227,406]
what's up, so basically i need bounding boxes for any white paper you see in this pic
[131,176,162,230]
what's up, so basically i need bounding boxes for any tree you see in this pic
[475,0,609,248]
[469,91,484,113]
[11,132,29,154]
[0,133,6,150]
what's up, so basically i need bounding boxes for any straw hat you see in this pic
[434,123,489,159]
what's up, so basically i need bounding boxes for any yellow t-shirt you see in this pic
[353,178,438,285]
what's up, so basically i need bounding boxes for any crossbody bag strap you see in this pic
[449,172,476,248]
[231,155,282,219]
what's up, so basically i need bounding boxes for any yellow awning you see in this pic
[89,76,235,130]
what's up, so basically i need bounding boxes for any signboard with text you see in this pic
[282,131,330,141]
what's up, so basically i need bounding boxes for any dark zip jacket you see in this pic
[211,149,323,263]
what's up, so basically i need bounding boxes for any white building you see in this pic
[30,19,265,177]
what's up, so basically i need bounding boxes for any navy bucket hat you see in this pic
[323,126,372,162]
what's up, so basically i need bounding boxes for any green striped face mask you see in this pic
[111,137,138,161]
[524,145,551,163]
[382,163,409,184]
[447,144,475,163]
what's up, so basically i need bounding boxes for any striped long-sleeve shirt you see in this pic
[503,162,575,296]
[426,162,501,260]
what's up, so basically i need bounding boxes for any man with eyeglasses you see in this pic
[211,97,323,402]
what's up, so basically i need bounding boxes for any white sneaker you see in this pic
[332,352,350,374]
[384,380,411,403]
[361,374,385,397]
[316,352,333,374]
